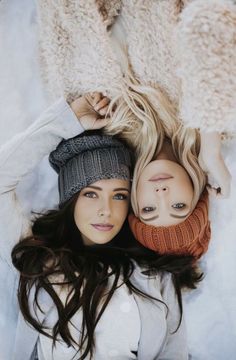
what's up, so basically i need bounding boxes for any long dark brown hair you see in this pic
[12,193,202,360]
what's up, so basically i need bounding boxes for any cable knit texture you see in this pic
[49,132,131,205]
[129,191,211,259]
[37,0,236,134]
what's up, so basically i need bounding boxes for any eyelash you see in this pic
[84,192,97,198]
[172,203,186,209]
[83,192,128,200]
[142,206,156,213]
[113,193,128,200]
[142,203,186,213]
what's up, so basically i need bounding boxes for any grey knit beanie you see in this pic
[49,132,132,205]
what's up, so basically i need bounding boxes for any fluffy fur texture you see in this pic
[120,0,180,104]
[37,0,236,133]
[37,0,123,102]
[95,0,122,27]
[176,0,236,133]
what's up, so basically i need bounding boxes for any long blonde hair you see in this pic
[105,72,207,216]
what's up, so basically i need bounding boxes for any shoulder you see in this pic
[131,261,173,294]
[132,260,171,281]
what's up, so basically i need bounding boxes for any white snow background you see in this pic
[0,1,236,359]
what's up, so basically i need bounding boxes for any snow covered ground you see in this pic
[0,1,236,359]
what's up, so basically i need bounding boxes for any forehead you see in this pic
[86,178,130,190]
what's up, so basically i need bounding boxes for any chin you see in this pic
[96,238,113,245]
[152,159,178,166]
[150,159,185,172]
[142,159,174,176]
[91,235,115,246]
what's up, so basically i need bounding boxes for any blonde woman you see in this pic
[105,74,231,258]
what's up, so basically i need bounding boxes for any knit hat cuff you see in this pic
[49,133,132,205]
[129,191,211,258]
[59,165,130,204]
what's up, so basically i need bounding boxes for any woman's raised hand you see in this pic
[70,92,110,130]
[198,131,232,198]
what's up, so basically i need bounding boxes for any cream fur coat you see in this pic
[37,0,236,133]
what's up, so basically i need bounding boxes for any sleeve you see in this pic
[0,98,84,266]
[158,273,188,360]
[176,0,236,133]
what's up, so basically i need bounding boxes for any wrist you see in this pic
[200,131,221,155]
[200,131,220,141]
[70,100,81,119]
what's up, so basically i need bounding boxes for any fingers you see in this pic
[94,97,110,115]
[219,181,231,199]
[206,179,231,199]
[200,150,232,199]
[207,185,223,198]
[98,105,109,116]
[87,92,107,107]
[91,117,110,130]
[90,92,102,107]
[207,186,227,199]
[86,92,110,113]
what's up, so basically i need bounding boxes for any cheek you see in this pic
[176,177,194,201]
[136,179,144,204]
[73,207,83,232]
[73,198,93,230]
[136,180,152,209]
[181,172,194,191]
[114,202,129,226]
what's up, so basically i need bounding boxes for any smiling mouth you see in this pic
[149,174,173,182]
[91,224,114,231]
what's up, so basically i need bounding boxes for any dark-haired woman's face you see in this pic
[74,179,130,245]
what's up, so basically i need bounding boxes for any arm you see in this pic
[198,131,231,198]
[176,0,236,133]
[0,98,83,266]
[0,93,110,266]
[158,273,188,360]
[0,98,83,194]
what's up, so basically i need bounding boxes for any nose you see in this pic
[155,185,169,193]
[98,200,112,217]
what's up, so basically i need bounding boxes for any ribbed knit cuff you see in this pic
[51,97,84,139]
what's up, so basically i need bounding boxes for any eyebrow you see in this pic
[86,186,102,191]
[140,215,159,222]
[113,187,130,192]
[85,186,130,192]
[169,213,189,219]
[140,212,190,222]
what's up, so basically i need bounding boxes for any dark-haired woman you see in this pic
[0,93,187,360]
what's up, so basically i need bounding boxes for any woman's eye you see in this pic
[142,206,156,213]
[84,192,97,198]
[113,193,128,200]
[172,203,186,209]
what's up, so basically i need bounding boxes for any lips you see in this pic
[149,173,173,182]
[91,224,114,232]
